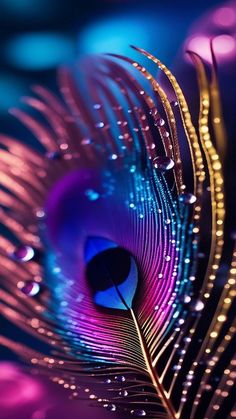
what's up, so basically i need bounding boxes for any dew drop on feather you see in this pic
[131,409,146,416]
[104,378,111,384]
[119,390,128,396]
[20,280,41,296]
[95,122,105,128]
[180,193,197,204]
[105,404,116,412]
[155,118,165,127]
[115,375,126,382]
[12,245,35,262]
[153,156,175,171]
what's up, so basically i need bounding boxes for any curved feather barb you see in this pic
[0,46,235,418]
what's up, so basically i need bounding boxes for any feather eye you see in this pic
[85,239,138,310]
[0,46,235,419]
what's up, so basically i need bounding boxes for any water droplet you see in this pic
[85,189,100,201]
[180,193,197,204]
[34,208,45,219]
[163,131,170,138]
[104,378,111,384]
[104,404,116,412]
[155,118,165,127]
[173,365,181,371]
[94,104,101,110]
[131,409,146,416]
[12,245,35,262]
[119,390,128,397]
[95,122,104,128]
[149,107,157,116]
[171,100,179,107]
[115,375,125,382]
[184,295,191,303]
[109,153,118,160]
[153,156,174,171]
[194,300,204,311]
[21,280,41,296]
[165,255,171,261]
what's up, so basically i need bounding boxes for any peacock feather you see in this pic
[0,46,235,419]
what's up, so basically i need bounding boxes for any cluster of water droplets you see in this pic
[102,375,147,416]
[11,245,41,297]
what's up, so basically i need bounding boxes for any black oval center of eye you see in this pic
[86,247,131,292]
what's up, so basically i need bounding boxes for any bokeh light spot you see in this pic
[186,34,236,63]
[77,11,183,65]
[186,35,211,61]
[78,15,149,56]
[6,32,75,70]
[213,7,236,27]
[0,362,43,407]
[214,34,236,55]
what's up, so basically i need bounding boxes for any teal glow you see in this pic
[79,14,150,56]
[0,74,26,112]
[1,0,51,18]
[78,11,191,67]
[6,32,75,70]
[85,189,100,201]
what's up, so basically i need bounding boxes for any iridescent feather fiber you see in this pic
[0,47,235,418]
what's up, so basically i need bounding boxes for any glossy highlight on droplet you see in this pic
[11,245,35,262]
[20,280,41,296]
[153,156,175,171]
